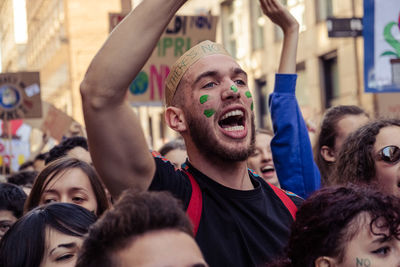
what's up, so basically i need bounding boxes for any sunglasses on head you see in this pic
[377,145,400,164]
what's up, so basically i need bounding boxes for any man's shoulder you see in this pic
[249,170,303,207]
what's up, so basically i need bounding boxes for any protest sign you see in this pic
[41,103,75,142]
[128,15,218,104]
[364,0,400,92]
[0,72,42,119]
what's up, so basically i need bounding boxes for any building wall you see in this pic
[26,0,71,114]
[0,0,27,72]
[216,0,374,129]
[1,0,379,149]
[23,0,123,124]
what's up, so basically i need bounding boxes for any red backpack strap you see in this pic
[183,170,202,236]
[268,183,297,220]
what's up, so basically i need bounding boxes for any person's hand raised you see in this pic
[259,0,299,34]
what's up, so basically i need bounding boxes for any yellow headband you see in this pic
[165,40,231,106]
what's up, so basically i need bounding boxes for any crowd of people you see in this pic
[0,0,399,266]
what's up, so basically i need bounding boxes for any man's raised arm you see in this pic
[80,0,187,198]
[261,0,321,197]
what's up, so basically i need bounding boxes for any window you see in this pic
[275,0,305,42]
[159,113,165,140]
[255,78,267,128]
[316,0,333,22]
[148,116,153,148]
[295,62,309,106]
[287,0,306,32]
[320,52,339,108]
[221,0,237,58]
[250,0,264,50]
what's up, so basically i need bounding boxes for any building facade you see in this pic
[14,0,129,123]
[1,0,389,150]
[216,0,375,129]
[0,0,27,72]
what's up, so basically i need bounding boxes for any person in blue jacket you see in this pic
[254,9,322,198]
[269,75,321,198]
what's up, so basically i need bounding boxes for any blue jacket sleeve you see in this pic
[269,74,321,198]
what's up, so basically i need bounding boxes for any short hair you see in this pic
[159,138,186,156]
[18,160,34,171]
[333,118,400,186]
[7,171,38,188]
[76,190,193,267]
[25,157,109,216]
[45,136,89,164]
[314,105,368,185]
[0,183,27,218]
[34,152,49,162]
[0,202,96,267]
[268,185,400,267]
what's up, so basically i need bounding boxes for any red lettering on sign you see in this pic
[150,64,170,101]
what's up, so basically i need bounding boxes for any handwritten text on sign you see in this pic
[0,72,42,119]
[128,15,218,104]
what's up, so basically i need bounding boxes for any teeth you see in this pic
[221,110,243,120]
[262,166,274,172]
[225,125,244,131]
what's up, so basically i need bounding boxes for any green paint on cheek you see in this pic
[251,102,253,111]
[204,109,216,118]
[245,91,252,98]
[200,95,209,104]
[230,85,238,93]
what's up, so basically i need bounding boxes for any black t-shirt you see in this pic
[149,155,303,267]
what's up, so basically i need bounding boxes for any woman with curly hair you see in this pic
[268,185,400,267]
[333,118,400,196]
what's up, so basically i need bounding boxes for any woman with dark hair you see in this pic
[25,157,110,216]
[334,119,400,197]
[314,105,369,185]
[0,183,26,240]
[0,202,96,267]
[268,185,400,267]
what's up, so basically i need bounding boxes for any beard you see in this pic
[186,110,255,162]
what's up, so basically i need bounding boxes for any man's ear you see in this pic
[320,145,336,163]
[315,256,336,267]
[165,106,187,132]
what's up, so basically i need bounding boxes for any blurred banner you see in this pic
[0,72,42,119]
[364,0,400,93]
[0,119,31,172]
[109,14,218,105]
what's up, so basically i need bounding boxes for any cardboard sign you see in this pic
[376,93,400,118]
[364,0,400,92]
[41,103,74,142]
[128,15,218,104]
[0,72,42,119]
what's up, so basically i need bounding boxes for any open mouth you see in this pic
[218,109,245,131]
[261,166,275,176]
